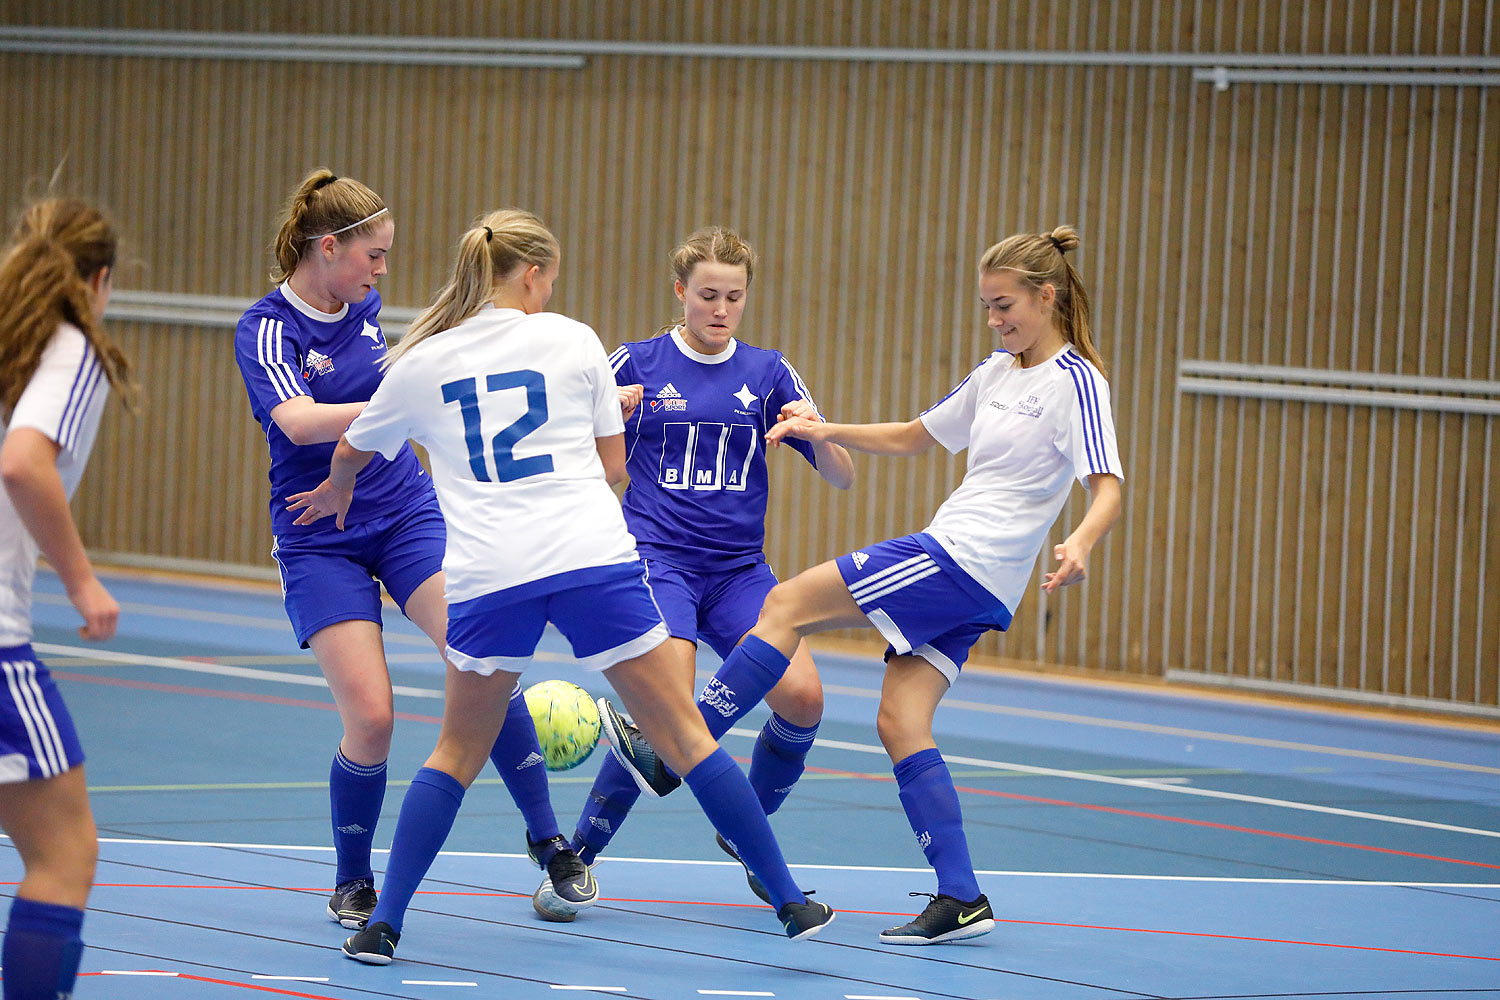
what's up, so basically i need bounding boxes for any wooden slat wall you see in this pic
[2,1,1495,708]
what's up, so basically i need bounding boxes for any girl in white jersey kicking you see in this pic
[0,197,134,999]
[619,226,1124,946]
[288,209,835,964]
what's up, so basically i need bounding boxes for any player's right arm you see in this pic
[270,396,367,447]
[1,428,118,640]
[766,416,937,456]
[234,309,364,445]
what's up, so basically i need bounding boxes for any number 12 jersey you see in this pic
[344,306,633,605]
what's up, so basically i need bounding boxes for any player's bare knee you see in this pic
[875,701,927,757]
[768,672,823,726]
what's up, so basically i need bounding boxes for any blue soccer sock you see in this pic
[570,753,642,865]
[697,636,790,739]
[893,748,982,902]
[366,767,465,934]
[685,748,803,911]
[489,682,563,858]
[330,748,387,886]
[3,897,84,1000]
[749,713,819,816]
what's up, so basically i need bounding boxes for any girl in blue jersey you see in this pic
[234,171,583,931]
[561,228,854,906]
[288,209,836,963]
[0,197,133,1000]
[640,227,1123,946]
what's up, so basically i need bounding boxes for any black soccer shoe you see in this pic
[532,840,599,922]
[776,896,835,941]
[715,832,773,905]
[526,831,568,868]
[341,920,400,964]
[326,878,378,929]
[596,697,681,798]
[879,892,995,945]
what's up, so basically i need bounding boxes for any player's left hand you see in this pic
[1043,538,1089,592]
[768,400,822,447]
[287,480,354,530]
[778,399,820,423]
[618,384,644,421]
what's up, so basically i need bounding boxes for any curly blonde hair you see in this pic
[0,197,134,418]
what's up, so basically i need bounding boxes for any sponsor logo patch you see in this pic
[303,348,336,379]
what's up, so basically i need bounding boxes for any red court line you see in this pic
[67,887,1499,964]
[796,762,1500,870]
[990,918,1500,963]
[57,673,1494,869]
[51,671,442,723]
[78,972,338,998]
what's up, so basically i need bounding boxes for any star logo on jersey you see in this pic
[303,348,335,380]
[733,384,758,408]
[361,320,384,349]
[851,551,869,571]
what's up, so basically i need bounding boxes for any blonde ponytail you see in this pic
[385,209,559,368]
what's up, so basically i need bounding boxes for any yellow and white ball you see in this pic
[523,679,602,771]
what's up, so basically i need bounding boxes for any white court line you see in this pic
[792,733,1500,840]
[253,976,329,982]
[40,590,1500,775]
[34,646,1499,838]
[37,836,1498,886]
[550,988,626,993]
[35,642,442,698]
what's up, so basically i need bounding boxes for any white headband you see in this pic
[306,207,389,241]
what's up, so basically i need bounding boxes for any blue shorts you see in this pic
[271,497,447,647]
[642,559,779,660]
[835,533,1011,684]
[0,645,85,784]
[445,562,670,674]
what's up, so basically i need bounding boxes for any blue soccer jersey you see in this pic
[234,284,432,534]
[610,327,821,572]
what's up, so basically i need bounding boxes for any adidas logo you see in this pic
[851,551,869,571]
[658,382,682,398]
[589,817,613,834]
[337,823,369,835]
[916,830,932,849]
[517,752,546,770]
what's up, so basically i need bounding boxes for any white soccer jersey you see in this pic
[919,345,1124,616]
[344,306,635,604]
[0,324,111,646]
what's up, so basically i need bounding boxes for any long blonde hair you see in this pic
[978,225,1105,375]
[270,168,388,284]
[656,226,756,336]
[0,197,135,417]
[385,208,558,368]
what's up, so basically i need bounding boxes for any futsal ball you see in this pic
[523,679,602,771]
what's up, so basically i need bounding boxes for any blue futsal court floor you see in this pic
[5,568,1498,999]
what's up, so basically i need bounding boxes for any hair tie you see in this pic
[1048,235,1066,254]
[313,174,339,191]
[483,226,494,243]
